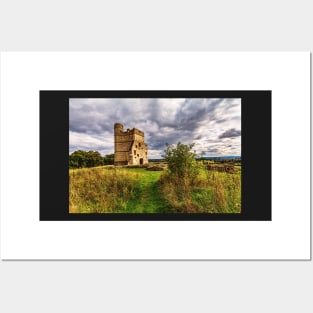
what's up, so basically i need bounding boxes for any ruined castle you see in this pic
[114,123,148,166]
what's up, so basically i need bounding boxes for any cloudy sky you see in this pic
[69,98,241,158]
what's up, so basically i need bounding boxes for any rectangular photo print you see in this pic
[69,98,242,215]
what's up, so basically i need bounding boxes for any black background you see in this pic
[40,91,271,221]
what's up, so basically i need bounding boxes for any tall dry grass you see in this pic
[159,166,241,213]
[69,167,139,213]
[69,165,241,214]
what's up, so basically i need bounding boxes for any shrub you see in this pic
[159,142,241,213]
[163,142,201,183]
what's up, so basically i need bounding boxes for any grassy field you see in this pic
[69,167,168,213]
[69,164,241,214]
[159,166,241,213]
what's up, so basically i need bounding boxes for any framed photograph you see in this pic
[1,52,310,260]
[40,90,271,221]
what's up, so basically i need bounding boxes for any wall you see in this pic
[114,125,148,165]
[0,1,312,313]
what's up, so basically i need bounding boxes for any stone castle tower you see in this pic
[114,123,148,166]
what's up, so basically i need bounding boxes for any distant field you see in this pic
[69,164,241,214]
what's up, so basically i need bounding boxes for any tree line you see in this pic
[69,150,114,168]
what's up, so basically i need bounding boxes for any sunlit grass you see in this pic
[69,167,139,213]
[159,167,241,213]
[69,164,241,214]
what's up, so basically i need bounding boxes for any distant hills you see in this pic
[198,156,241,161]
[149,156,241,162]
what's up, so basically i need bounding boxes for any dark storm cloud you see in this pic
[215,118,228,124]
[194,134,203,140]
[218,128,241,139]
[69,98,241,157]
[206,147,220,154]
[69,100,126,135]
[174,98,224,131]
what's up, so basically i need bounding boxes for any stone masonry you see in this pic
[114,123,148,166]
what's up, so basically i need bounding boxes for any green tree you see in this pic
[161,142,203,212]
[103,153,115,165]
[86,151,103,167]
[69,150,104,168]
[163,142,200,183]
[69,150,87,168]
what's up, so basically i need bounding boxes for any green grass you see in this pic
[158,167,241,213]
[120,168,169,213]
[69,165,241,214]
[70,167,168,213]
